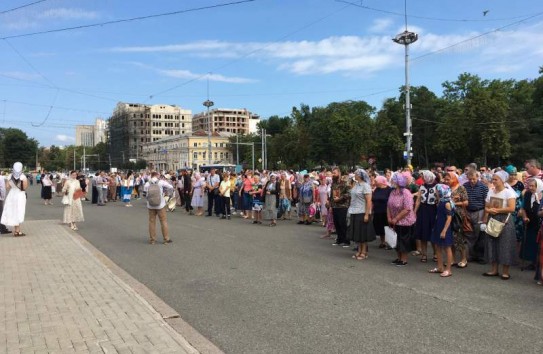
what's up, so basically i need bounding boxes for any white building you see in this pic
[141,131,233,171]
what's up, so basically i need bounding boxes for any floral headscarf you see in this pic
[436,183,454,208]
[355,169,370,184]
[446,172,459,189]
[421,170,436,184]
[391,172,408,188]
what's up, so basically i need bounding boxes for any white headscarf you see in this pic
[530,178,543,205]
[12,162,23,179]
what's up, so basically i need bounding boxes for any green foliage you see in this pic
[0,128,38,168]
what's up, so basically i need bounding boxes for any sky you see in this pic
[0,0,542,147]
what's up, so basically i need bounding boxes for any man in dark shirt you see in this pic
[330,168,351,247]
[463,170,489,263]
[182,170,193,214]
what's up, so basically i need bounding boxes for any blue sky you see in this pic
[1,0,542,147]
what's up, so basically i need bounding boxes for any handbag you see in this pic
[486,214,510,238]
[61,194,71,205]
[384,226,397,249]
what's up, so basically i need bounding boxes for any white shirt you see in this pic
[486,187,516,209]
[0,176,6,201]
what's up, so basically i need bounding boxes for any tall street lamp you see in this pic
[393,29,418,166]
[203,99,214,165]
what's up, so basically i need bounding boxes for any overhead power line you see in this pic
[0,0,257,40]
[335,0,541,23]
[0,0,48,15]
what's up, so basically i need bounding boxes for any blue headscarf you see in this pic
[436,183,454,209]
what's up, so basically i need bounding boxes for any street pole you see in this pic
[393,2,418,167]
[203,75,214,165]
[73,149,76,171]
[83,146,86,173]
[252,142,255,172]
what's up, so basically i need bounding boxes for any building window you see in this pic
[193,143,197,147]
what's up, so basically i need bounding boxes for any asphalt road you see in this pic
[24,184,543,353]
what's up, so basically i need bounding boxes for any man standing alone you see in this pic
[144,171,174,245]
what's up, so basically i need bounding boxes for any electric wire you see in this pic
[0,0,48,15]
[0,0,257,40]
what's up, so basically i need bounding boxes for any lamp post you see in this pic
[203,99,214,165]
[393,29,418,166]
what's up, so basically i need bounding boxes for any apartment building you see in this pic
[192,108,260,135]
[75,118,107,147]
[108,103,192,165]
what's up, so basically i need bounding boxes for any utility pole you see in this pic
[83,145,86,173]
[236,133,239,165]
[393,0,418,166]
[203,75,214,165]
[73,148,76,171]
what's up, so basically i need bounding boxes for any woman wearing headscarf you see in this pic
[414,170,438,263]
[387,172,417,266]
[373,175,393,249]
[263,174,280,226]
[505,165,526,255]
[347,169,375,259]
[41,170,53,205]
[443,172,469,268]
[62,170,85,231]
[316,174,329,227]
[429,184,455,277]
[481,170,517,279]
[1,162,28,236]
[519,178,543,269]
[278,172,292,220]
[121,171,135,207]
[191,172,205,216]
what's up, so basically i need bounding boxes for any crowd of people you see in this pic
[2,158,543,286]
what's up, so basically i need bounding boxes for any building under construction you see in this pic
[107,102,192,167]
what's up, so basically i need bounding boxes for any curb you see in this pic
[68,227,224,354]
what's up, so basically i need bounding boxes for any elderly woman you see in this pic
[373,175,393,249]
[278,172,292,220]
[387,172,417,266]
[263,174,280,226]
[519,178,543,269]
[297,174,315,225]
[414,170,438,262]
[62,170,85,230]
[481,171,517,279]
[443,172,469,268]
[191,173,205,216]
[1,162,29,236]
[347,169,374,260]
[250,174,264,224]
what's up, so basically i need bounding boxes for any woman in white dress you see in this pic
[62,170,85,230]
[191,173,205,216]
[1,162,28,236]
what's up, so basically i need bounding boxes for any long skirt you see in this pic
[121,186,133,203]
[42,186,52,200]
[372,212,388,236]
[263,197,277,220]
[415,204,436,241]
[347,213,376,243]
[485,214,516,266]
[396,225,415,253]
[63,199,84,223]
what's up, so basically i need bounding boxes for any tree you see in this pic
[0,128,38,168]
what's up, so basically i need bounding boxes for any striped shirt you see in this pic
[463,181,488,212]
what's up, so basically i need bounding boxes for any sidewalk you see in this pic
[0,220,200,354]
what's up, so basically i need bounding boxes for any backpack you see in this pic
[147,182,162,207]
[301,184,313,203]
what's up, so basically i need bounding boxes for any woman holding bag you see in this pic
[347,169,374,260]
[481,171,517,280]
[387,172,417,267]
[62,170,85,231]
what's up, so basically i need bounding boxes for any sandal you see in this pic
[420,255,428,263]
[440,270,452,277]
[482,272,499,277]
[457,261,468,268]
[432,255,438,262]
[13,232,26,237]
[500,274,511,280]
[411,250,422,256]
[429,268,443,274]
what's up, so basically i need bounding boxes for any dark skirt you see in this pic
[242,192,252,210]
[485,214,516,266]
[347,213,376,243]
[396,224,415,253]
[42,186,52,200]
[373,212,388,236]
[415,204,436,241]
[519,222,539,263]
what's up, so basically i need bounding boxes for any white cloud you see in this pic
[55,134,75,143]
[37,8,99,21]
[2,7,99,30]
[110,20,543,77]
[157,69,256,84]
[0,71,42,81]
[369,18,394,33]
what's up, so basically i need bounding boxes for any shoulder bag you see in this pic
[486,214,510,238]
